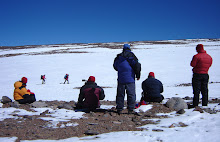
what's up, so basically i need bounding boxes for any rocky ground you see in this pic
[0,98,220,142]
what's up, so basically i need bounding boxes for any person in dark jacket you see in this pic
[113,44,141,114]
[141,72,164,103]
[190,44,213,108]
[64,74,69,84]
[76,76,105,111]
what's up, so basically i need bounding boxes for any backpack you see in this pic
[83,87,101,109]
[41,75,43,79]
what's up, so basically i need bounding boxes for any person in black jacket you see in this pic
[113,44,141,114]
[141,72,164,103]
[76,76,105,111]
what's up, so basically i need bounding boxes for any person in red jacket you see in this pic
[190,44,213,108]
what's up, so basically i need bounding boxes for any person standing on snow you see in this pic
[13,77,36,104]
[75,76,105,112]
[41,75,46,84]
[113,44,141,114]
[189,44,213,108]
[141,72,164,103]
[64,74,69,84]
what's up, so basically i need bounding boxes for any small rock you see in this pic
[193,106,204,113]
[169,124,175,128]
[178,122,188,127]
[152,129,164,132]
[1,96,12,104]
[176,109,185,114]
[84,130,99,135]
[112,121,122,124]
[31,101,48,108]
[166,97,188,111]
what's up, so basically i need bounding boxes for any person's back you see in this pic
[77,76,105,110]
[141,72,163,103]
[191,45,212,74]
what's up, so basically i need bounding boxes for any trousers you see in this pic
[116,82,136,111]
[192,73,209,106]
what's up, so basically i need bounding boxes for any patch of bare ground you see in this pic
[0,100,173,141]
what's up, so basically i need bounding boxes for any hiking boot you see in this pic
[188,104,195,109]
[128,110,134,114]
[117,110,122,115]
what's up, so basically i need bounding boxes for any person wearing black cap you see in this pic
[141,72,164,103]
[113,44,141,114]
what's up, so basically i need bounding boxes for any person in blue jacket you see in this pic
[113,44,141,114]
[141,72,164,103]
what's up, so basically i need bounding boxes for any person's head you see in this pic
[21,77,28,85]
[88,76,95,82]
[123,44,131,51]
[196,44,204,53]
[148,72,155,78]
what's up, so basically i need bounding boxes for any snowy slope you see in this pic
[0,39,220,142]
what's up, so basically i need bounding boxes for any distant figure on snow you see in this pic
[113,44,141,114]
[76,76,105,112]
[13,77,36,104]
[41,75,46,84]
[141,72,164,103]
[64,74,69,84]
[189,44,213,108]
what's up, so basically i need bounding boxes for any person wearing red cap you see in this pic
[64,74,69,84]
[13,77,36,104]
[141,72,164,103]
[189,44,213,108]
[76,76,105,112]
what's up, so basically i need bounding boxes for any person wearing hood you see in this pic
[190,44,213,108]
[113,44,141,114]
[13,77,36,104]
[76,76,105,111]
[141,72,164,103]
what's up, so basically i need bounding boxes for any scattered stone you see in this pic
[31,101,48,108]
[183,96,192,100]
[169,124,175,128]
[9,101,20,108]
[193,106,204,113]
[176,109,185,114]
[40,110,50,116]
[1,96,12,104]
[166,97,188,111]
[178,122,188,127]
[84,130,99,135]
[152,129,164,132]
[112,121,122,124]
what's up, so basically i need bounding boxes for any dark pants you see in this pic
[192,73,209,106]
[17,94,36,104]
[116,82,136,111]
[142,94,164,103]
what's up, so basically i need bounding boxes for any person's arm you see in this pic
[190,55,198,67]
[98,87,105,100]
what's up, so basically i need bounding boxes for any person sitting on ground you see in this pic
[13,77,36,104]
[75,76,105,112]
[141,72,164,103]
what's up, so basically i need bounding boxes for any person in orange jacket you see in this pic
[13,77,36,104]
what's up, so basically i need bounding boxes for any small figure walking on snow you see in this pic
[64,74,69,84]
[41,75,46,84]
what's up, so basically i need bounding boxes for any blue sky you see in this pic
[0,0,220,46]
